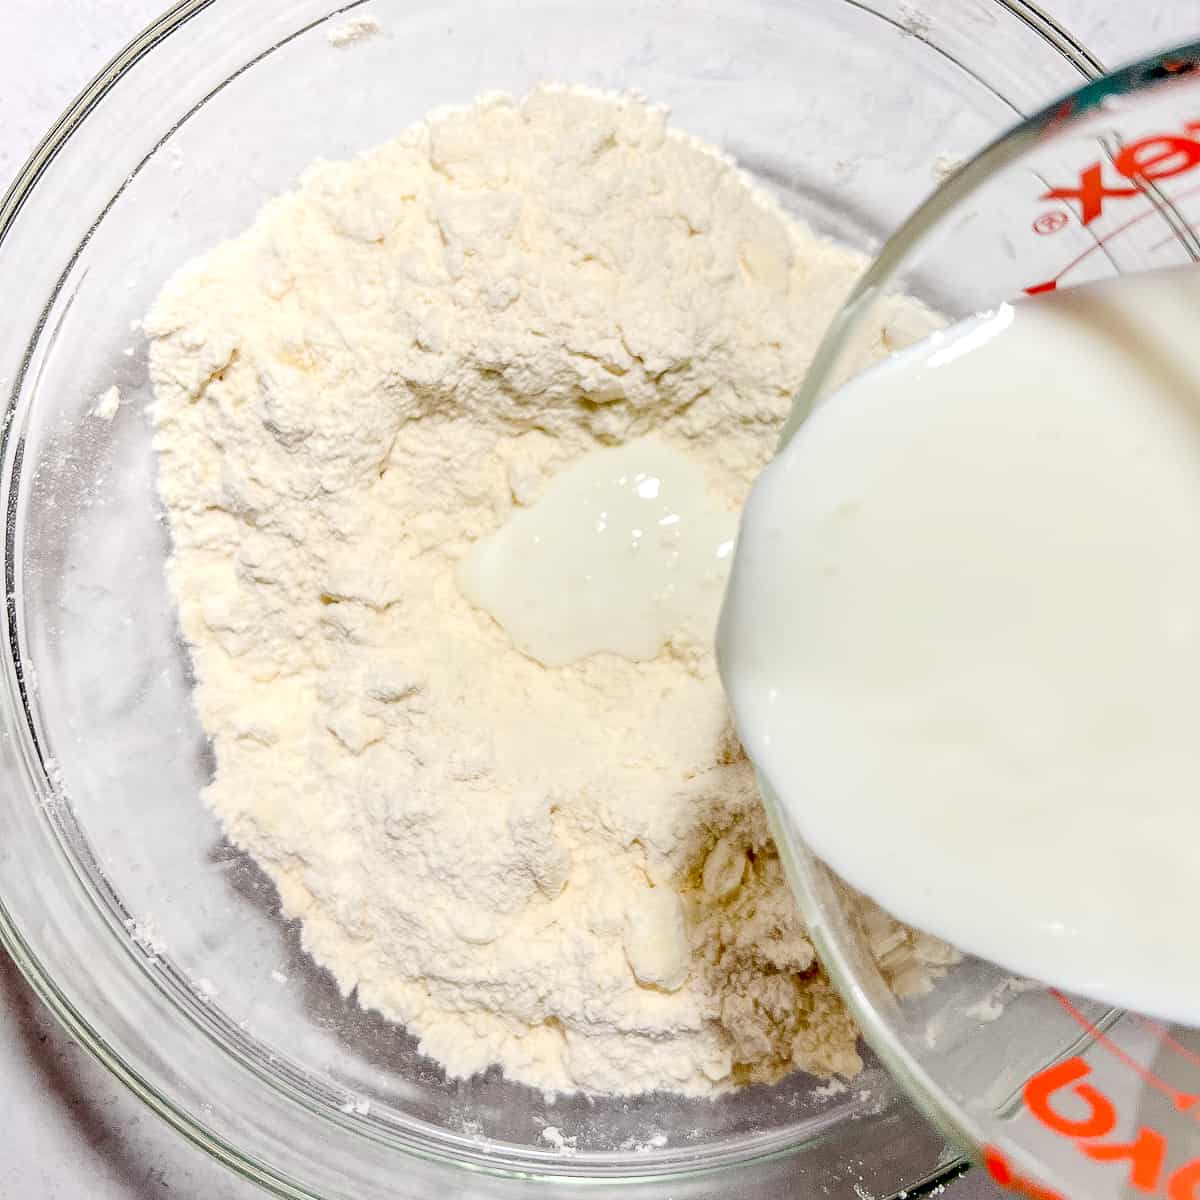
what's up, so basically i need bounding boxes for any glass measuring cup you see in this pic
[765,42,1200,1200]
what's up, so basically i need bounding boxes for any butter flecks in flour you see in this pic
[721,267,1200,1025]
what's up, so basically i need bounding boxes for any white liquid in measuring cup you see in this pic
[718,264,1200,1022]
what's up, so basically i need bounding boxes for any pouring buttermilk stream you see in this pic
[719,264,1200,1023]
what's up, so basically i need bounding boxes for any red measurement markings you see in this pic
[1040,122,1200,225]
[1050,991,1200,1112]
[1023,177,1200,295]
[984,1145,1067,1200]
[1135,1015,1200,1075]
[1033,211,1069,235]
[986,1010,1200,1200]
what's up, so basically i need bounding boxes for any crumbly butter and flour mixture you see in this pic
[148,85,948,1097]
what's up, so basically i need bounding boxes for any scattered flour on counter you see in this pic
[124,917,168,962]
[931,152,965,183]
[327,15,383,47]
[540,1126,578,1154]
[812,1078,849,1100]
[897,3,931,36]
[147,85,948,1098]
[93,385,122,420]
[619,1132,670,1152]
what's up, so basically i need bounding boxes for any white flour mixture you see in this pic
[148,85,946,1096]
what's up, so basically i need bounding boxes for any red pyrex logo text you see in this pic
[1039,121,1200,225]
[986,1056,1200,1200]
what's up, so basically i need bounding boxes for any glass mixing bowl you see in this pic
[0,2,1102,1197]
[774,44,1200,1200]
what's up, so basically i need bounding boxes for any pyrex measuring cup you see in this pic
[766,42,1200,1200]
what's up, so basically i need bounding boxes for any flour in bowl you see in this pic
[147,85,947,1096]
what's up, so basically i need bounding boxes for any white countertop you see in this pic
[1,3,1196,1197]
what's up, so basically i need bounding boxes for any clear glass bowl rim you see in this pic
[0,1,1114,1196]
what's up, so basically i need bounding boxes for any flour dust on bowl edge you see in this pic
[762,43,1200,1200]
[0,1,1099,1197]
